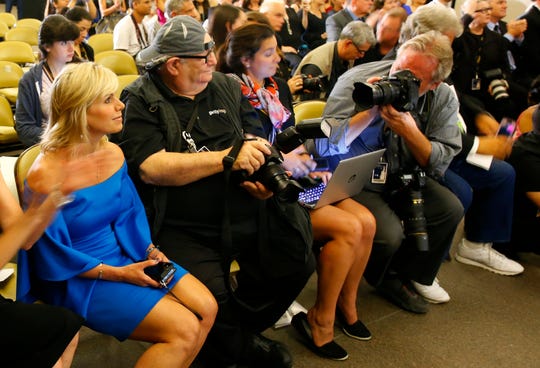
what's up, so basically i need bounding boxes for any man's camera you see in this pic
[352,69,420,112]
[482,68,510,101]
[144,261,176,285]
[394,169,429,252]
[302,74,328,92]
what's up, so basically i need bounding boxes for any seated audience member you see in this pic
[65,7,96,62]
[298,0,328,50]
[218,23,375,361]
[316,31,464,313]
[327,0,346,15]
[382,3,523,280]
[195,0,211,21]
[17,62,217,367]
[325,0,372,42]
[150,0,201,38]
[488,0,527,85]
[365,0,401,29]
[208,4,247,51]
[261,0,304,76]
[1,166,84,368]
[113,0,153,57]
[45,0,70,16]
[505,105,540,255]
[515,0,540,89]
[357,6,406,64]
[451,0,525,132]
[242,0,261,11]
[116,16,315,367]
[295,20,375,99]
[15,15,80,148]
[96,0,127,33]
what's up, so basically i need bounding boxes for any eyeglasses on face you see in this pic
[352,42,370,56]
[174,40,216,64]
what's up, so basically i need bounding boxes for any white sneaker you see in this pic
[274,300,308,328]
[455,239,524,276]
[411,278,450,304]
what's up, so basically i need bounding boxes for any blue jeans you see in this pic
[444,158,515,243]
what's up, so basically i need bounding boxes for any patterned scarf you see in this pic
[228,73,291,130]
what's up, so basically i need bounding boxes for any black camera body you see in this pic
[395,169,429,252]
[144,262,176,285]
[274,118,329,154]
[240,145,304,203]
[482,68,510,100]
[352,69,420,112]
[302,74,329,92]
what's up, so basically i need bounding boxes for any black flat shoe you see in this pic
[336,309,372,341]
[291,312,349,361]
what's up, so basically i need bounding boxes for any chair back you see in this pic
[293,100,326,124]
[0,41,36,65]
[0,60,24,88]
[14,18,42,32]
[87,33,114,55]
[5,26,39,46]
[0,21,9,38]
[0,95,19,145]
[14,144,41,204]
[116,74,139,97]
[0,13,16,28]
[95,50,138,75]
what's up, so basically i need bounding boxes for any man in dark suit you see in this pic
[325,0,373,41]
[517,0,540,88]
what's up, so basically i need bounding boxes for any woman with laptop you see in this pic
[218,23,375,361]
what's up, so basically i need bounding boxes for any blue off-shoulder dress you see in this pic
[16,162,188,340]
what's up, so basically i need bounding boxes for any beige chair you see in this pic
[14,144,41,205]
[293,100,326,124]
[517,104,538,135]
[0,60,24,104]
[0,21,9,39]
[0,95,19,146]
[116,74,139,98]
[0,12,16,28]
[0,40,36,66]
[14,18,42,32]
[95,50,138,75]
[87,33,114,55]
[5,26,38,46]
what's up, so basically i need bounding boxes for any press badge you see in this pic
[471,76,481,91]
[371,162,388,184]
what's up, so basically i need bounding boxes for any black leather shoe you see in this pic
[377,278,429,314]
[243,333,293,368]
[291,312,349,361]
[336,309,372,340]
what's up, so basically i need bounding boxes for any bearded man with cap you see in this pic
[113,15,315,368]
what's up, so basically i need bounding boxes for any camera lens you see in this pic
[489,79,510,100]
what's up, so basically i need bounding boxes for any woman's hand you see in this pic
[309,170,332,185]
[282,151,317,178]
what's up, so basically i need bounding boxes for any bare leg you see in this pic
[129,274,217,368]
[52,332,80,368]
[335,200,375,325]
[306,199,365,347]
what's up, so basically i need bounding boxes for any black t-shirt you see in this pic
[119,72,265,238]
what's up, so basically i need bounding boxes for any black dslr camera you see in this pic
[144,262,176,286]
[482,68,510,100]
[301,74,329,92]
[393,169,429,252]
[352,69,420,112]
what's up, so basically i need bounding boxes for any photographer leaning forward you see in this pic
[293,20,376,101]
[316,31,464,314]
[113,15,315,368]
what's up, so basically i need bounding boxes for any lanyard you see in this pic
[130,14,148,49]
[181,102,207,153]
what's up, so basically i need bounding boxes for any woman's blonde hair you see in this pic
[41,62,118,152]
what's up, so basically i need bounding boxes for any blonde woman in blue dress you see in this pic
[17,62,217,368]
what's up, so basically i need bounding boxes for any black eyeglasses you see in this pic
[174,41,216,64]
[353,43,370,56]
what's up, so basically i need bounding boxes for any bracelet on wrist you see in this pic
[97,262,103,280]
[146,245,160,258]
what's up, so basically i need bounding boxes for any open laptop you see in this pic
[298,149,386,209]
